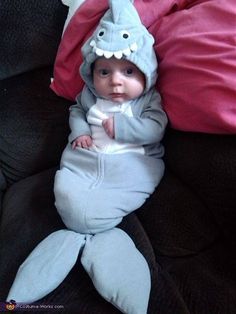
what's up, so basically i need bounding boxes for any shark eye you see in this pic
[121,30,130,39]
[97,28,106,40]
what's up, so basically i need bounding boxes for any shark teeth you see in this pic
[104,51,114,58]
[89,40,138,59]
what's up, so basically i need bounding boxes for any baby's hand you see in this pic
[102,117,114,138]
[72,135,92,149]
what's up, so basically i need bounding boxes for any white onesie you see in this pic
[86,98,145,154]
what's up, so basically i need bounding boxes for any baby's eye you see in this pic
[125,68,134,75]
[99,69,109,76]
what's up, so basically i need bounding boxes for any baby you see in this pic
[7,1,167,313]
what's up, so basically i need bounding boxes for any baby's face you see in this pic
[93,57,145,103]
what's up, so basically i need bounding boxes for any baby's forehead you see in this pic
[94,57,136,68]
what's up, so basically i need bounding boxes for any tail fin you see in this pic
[81,227,151,314]
[7,229,86,303]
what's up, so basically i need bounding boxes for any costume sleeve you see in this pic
[68,92,92,143]
[114,90,168,145]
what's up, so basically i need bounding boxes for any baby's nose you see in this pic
[110,72,123,85]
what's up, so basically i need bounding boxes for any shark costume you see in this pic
[7,1,167,313]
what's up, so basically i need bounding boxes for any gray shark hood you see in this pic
[80,0,158,96]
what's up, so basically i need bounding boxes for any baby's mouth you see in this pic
[109,93,126,101]
[110,93,124,97]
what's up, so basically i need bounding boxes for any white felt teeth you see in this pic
[114,51,123,59]
[90,40,96,47]
[95,48,104,56]
[123,48,131,56]
[90,40,138,59]
[104,51,114,58]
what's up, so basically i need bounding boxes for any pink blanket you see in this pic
[51,0,236,134]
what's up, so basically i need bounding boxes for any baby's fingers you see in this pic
[82,138,91,148]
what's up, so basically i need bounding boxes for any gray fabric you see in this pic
[55,146,164,233]
[7,230,86,303]
[7,227,151,314]
[81,228,151,314]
